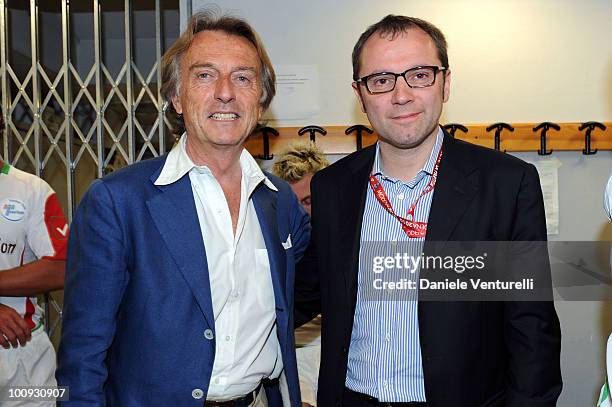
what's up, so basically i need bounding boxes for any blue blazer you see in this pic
[56,155,310,406]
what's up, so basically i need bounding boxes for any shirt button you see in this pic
[397,193,405,200]
[192,388,204,399]
[225,335,231,341]
[232,291,240,298]
[204,329,214,340]
[385,334,390,342]
[383,380,388,388]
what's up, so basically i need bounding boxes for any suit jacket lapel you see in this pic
[342,147,376,301]
[426,134,479,242]
[146,172,215,329]
[252,184,288,313]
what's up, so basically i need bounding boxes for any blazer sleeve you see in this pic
[504,163,562,407]
[56,180,130,405]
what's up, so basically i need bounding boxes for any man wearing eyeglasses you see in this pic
[295,14,561,407]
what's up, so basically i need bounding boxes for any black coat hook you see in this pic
[578,121,605,155]
[345,125,373,151]
[533,122,559,156]
[255,126,278,160]
[442,123,468,138]
[298,125,327,143]
[486,122,514,152]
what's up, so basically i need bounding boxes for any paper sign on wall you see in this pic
[262,65,320,121]
[529,158,561,235]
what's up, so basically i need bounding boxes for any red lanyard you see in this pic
[369,148,442,238]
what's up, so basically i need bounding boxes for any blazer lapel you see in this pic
[146,174,215,329]
[342,147,376,301]
[426,134,479,242]
[252,184,288,312]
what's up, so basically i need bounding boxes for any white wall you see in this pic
[191,1,612,406]
[194,0,611,126]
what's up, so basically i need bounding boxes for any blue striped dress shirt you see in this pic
[345,128,444,402]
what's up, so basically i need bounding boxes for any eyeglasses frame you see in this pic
[355,65,449,94]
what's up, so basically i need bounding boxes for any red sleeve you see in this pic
[42,193,69,261]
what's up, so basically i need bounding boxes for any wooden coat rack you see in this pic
[245,121,611,158]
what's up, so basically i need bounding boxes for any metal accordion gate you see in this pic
[0,0,179,342]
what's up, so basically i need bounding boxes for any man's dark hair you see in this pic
[352,15,448,80]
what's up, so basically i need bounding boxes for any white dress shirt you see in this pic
[155,135,282,400]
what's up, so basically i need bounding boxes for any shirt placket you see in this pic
[372,180,398,399]
[202,174,237,382]
[404,175,428,401]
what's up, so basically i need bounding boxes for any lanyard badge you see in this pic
[369,149,442,238]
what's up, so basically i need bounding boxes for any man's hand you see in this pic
[0,303,31,348]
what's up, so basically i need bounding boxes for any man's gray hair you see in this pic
[160,10,276,132]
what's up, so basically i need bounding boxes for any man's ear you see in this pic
[442,69,451,103]
[257,102,264,122]
[352,82,367,113]
[171,94,182,114]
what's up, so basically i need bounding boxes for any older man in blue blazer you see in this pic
[57,12,310,407]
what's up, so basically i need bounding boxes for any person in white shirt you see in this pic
[56,11,310,407]
[272,142,329,407]
[605,173,612,222]
[0,160,68,406]
[599,173,612,407]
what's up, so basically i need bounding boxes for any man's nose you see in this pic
[391,75,415,105]
[214,76,236,103]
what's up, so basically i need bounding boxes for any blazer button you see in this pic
[192,388,204,399]
[204,329,214,340]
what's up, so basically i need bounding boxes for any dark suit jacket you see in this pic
[57,154,310,406]
[296,132,562,407]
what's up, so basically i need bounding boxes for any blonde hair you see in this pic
[272,142,330,183]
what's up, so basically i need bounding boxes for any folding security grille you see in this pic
[0,0,180,341]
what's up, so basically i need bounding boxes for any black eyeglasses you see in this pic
[355,65,448,94]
